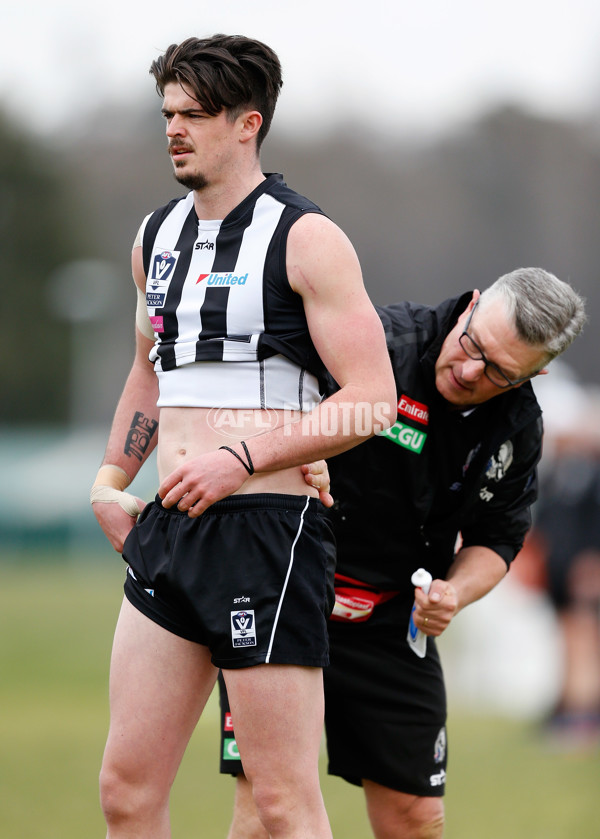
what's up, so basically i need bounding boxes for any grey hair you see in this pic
[478,267,586,364]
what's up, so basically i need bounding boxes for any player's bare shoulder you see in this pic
[286,212,362,298]
[131,240,146,293]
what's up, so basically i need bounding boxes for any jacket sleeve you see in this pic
[459,416,543,568]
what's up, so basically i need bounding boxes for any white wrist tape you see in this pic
[91,464,141,516]
[94,464,131,491]
[90,485,142,517]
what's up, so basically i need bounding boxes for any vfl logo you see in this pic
[147,249,179,308]
[231,610,257,648]
[151,250,177,283]
[379,420,427,453]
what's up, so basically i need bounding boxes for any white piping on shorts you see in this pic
[265,495,311,664]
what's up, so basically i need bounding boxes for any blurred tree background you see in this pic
[2,99,599,427]
[2,91,598,839]
[0,114,84,423]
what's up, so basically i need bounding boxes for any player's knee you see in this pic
[370,794,444,839]
[99,761,166,827]
[227,806,268,839]
[227,813,269,839]
[252,774,325,835]
[99,764,130,826]
[250,783,291,835]
[410,796,445,839]
[227,774,269,839]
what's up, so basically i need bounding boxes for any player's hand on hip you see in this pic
[301,460,334,507]
[158,449,249,517]
[92,499,146,553]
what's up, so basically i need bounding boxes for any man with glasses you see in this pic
[459,300,544,386]
[219,267,586,839]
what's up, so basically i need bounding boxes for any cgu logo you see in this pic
[380,420,427,453]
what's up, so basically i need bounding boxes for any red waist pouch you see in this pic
[330,573,400,622]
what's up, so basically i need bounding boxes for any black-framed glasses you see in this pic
[458,301,533,388]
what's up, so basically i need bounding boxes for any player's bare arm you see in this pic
[287,212,396,448]
[158,213,396,514]
[91,245,159,551]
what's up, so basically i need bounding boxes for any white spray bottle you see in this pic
[407,568,433,658]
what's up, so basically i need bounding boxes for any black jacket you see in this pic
[326,293,543,591]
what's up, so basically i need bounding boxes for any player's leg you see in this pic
[223,663,332,839]
[99,598,218,838]
[226,773,269,839]
[218,671,269,839]
[363,781,444,839]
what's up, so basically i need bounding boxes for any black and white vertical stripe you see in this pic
[145,191,287,372]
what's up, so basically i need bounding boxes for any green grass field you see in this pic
[0,558,598,838]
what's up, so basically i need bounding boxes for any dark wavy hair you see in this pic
[149,34,283,150]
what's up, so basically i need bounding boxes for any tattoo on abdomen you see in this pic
[124,411,158,461]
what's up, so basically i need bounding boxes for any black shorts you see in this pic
[324,595,447,797]
[123,493,335,669]
[218,593,448,797]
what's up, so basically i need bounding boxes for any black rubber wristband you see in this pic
[219,441,255,476]
[239,440,254,475]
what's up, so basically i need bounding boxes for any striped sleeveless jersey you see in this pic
[141,174,327,410]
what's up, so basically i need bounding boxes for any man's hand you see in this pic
[158,448,250,517]
[301,460,334,507]
[413,579,459,636]
[93,498,146,553]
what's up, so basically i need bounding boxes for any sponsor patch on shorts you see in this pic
[222,738,240,760]
[231,610,257,647]
[430,768,446,787]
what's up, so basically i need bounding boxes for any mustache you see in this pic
[168,141,194,154]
